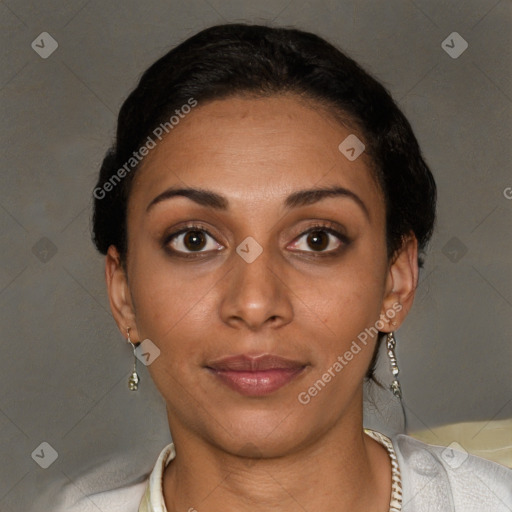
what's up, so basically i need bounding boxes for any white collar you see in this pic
[138,443,175,512]
[138,430,402,512]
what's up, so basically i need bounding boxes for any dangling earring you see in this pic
[126,327,140,391]
[386,331,402,399]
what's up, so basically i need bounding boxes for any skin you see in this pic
[106,94,418,512]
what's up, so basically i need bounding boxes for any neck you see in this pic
[162,401,391,512]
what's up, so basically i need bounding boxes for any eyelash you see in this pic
[162,221,351,259]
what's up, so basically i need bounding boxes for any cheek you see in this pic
[127,247,224,377]
[131,268,216,343]
[293,264,387,411]
[296,247,387,336]
[128,269,213,402]
[296,253,388,387]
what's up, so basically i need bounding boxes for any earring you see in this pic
[386,331,402,399]
[126,328,140,391]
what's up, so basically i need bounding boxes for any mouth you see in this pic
[205,354,308,397]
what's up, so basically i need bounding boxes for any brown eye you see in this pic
[288,225,349,255]
[183,230,207,251]
[165,226,223,256]
[306,230,329,251]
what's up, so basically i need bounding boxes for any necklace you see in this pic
[364,429,402,512]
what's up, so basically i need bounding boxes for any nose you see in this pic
[219,242,294,331]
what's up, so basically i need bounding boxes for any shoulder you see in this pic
[51,443,175,512]
[391,433,512,511]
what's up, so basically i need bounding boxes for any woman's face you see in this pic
[107,94,416,457]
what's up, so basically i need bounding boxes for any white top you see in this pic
[137,431,512,512]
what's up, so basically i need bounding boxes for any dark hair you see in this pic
[91,23,436,381]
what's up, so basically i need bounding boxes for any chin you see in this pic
[207,406,315,458]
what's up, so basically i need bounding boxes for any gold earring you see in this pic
[386,331,401,399]
[126,328,140,391]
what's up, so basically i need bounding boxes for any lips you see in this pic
[207,354,306,371]
[206,354,307,396]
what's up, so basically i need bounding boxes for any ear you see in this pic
[380,234,419,332]
[105,245,139,341]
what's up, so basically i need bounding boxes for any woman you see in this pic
[92,23,511,512]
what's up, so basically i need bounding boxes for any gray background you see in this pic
[1,1,511,511]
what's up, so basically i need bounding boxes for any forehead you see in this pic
[129,94,382,214]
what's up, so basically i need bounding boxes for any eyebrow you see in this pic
[146,185,370,219]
